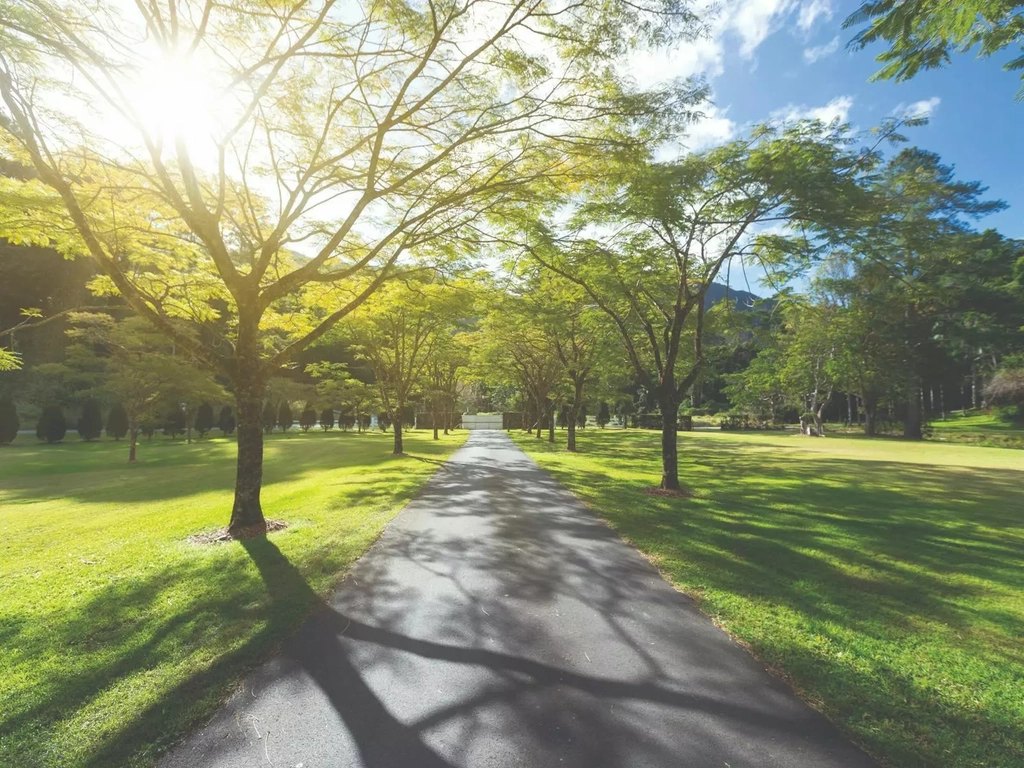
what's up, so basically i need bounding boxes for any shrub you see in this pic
[140,417,158,440]
[36,405,67,444]
[319,407,334,431]
[597,401,610,428]
[0,397,19,444]
[77,399,103,441]
[299,403,317,432]
[261,402,276,434]
[218,405,235,435]
[164,407,185,438]
[277,401,293,432]
[576,406,587,428]
[338,409,355,431]
[194,402,214,437]
[377,411,391,432]
[106,403,129,440]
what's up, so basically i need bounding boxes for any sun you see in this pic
[124,47,226,166]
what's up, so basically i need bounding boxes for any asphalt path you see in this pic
[160,430,876,768]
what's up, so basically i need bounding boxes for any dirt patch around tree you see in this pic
[188,519,288,545]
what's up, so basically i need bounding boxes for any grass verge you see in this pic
[0,429,466,768]
[512,428,1024,768]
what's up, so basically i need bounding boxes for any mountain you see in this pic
[703,282,762,311]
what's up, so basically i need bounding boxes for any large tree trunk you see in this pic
[862,390,878,437]
[229,379,267,538]
[393,417,404,455]
[659,396,680,490]
[903,386,923,440]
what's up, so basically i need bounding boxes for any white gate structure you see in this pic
[461,413,503,430]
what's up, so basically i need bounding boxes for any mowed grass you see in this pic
[0,429,466,768]
[513,429,1024,768]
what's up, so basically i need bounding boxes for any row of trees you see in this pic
[2,0,1022,531]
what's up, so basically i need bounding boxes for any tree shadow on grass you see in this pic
[521,431,1024,767]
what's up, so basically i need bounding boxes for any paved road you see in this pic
[161,431,876,768]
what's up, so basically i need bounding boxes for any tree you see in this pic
[299,404,317,432]
[984,364,1024,420]
[845,0,1024,99]
[59,314,225,460]
[528,121,875,488]
[106,403,129,441]
[36,405,66,443]
[597,402,611,428]
[0,0,695,536]
[218,406,235,436]
[308,365,377,434]
[194,402,214,438]
[277,402,293,433]
[164,408,186,439]
[349,279,468,454]
[0,396,18,444]
[77,398,103,441]
[319,407,334,432]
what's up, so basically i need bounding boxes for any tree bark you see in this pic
[659,395,680,490]
[393,417,404,455]
[229,381,267,538]
[862,390,878,437]
[432,402,439,440]
[547,401,555,443]
[903,386,923,440]
[128,427,138,463]
[567,415,577,452]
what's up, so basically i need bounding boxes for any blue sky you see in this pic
[630,0,1023,241]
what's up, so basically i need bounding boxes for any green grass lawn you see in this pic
[0,429,466,768]
[513,429,1024,768]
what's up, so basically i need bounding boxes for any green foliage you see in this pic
[845,0,1024,99]
[597,401,611,428]
[163,408,186,439]
[0,396,19,443]
[318,407,334,432]
[299,404,317,432]
[377,412,391,432]
[217,405,235,436]
[194,402,214,438]
[261,402,276,435]
[276,402,293,433]
[76,398,103,441]
[105,403,129,440]
[36,404,66,443]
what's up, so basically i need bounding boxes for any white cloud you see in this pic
[687,105,737,149]
[803,35,839,63]
[624,0,837,87]
[797,0,833,31]
[771,95,854,124]
[893,96,941,119]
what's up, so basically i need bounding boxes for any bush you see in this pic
[299,404,317,432]
[377,411,391,432]
[218,405,235,435]
[576,406,586,428]
[194,402,214,437]
[277,401,293,432]
[106,403,129,440]
[140,417,158,440]
[337,408,355,431]
[0,397,19,444]
[597,401,610,428]
[36,405,67,444]
[359,413,372,431]
[77,399,103,441]
[319,407,334,431]
[164,408,185,438]
[261,402,276,434]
